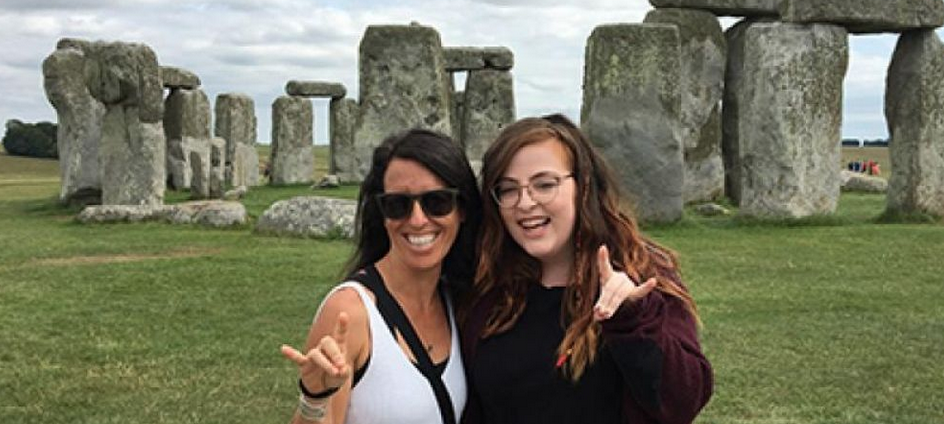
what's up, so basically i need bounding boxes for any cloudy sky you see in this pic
[0,0,915,145]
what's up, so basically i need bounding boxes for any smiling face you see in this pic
[498,138,577,266]
[381,158,462,273]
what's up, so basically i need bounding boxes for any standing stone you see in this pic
[722,19,754,204]
[645,8,726,204]
[215,93,259,186]
[42,40,106,205]
[87,41,166,206]
[451,89,465,145]
[351,24,453,181]
[209,137,225,198]
[725,22,848,218]
[189,148,209,199]
[885,30,944,217]
[271,96,314,185]
[581,24,684,224]
[462,69,515,165]
[230,143,260,188]
[649,0,780,17]
[329,98,358,183]
[163,88,211,189]
[780,0,944,34]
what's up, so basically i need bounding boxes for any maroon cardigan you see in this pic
[460,275,713,424]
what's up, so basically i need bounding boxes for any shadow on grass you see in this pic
[875,208,942,225]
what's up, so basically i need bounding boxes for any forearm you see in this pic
[602,292,713,424]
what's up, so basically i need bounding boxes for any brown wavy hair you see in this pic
[473,114,699,380]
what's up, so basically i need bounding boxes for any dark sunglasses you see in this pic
[375,188,460,220]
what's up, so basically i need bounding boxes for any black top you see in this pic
[470,284,624,424]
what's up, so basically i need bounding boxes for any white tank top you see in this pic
[325,282,467,424]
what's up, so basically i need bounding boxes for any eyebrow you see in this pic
[498,170,565,183]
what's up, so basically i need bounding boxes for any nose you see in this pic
[408,199,430,226]
[516,186,538,209]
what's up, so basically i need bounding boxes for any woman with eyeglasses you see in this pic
[460,115,712,424]
[281,129,482,424]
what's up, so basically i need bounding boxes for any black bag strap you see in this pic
[348,265,457,424]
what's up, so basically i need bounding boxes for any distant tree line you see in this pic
[841,138,889,147]
[2,120,58,158]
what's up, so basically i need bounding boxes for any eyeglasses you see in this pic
[491,173,573,208]
[376,188,460,220]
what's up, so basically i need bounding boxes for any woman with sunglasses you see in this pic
[460,115,712,424]
[282,129,482,424]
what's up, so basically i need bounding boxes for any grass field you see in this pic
[1,151,942,424]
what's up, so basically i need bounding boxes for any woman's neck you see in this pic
[375,256,441,311]
[539,248,575,288]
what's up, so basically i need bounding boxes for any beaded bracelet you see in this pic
[298,393,329,422]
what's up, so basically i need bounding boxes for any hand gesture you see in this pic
[594,245,657,321]
[281,312,351,394]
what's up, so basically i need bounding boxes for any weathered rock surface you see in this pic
[581,23,684,224]
[42,40,106,205]
[285,81,347,98]
[722,19,755,205]
[649,0,780,17]
[443,46,514,71]
[780,0,944,34]
[163,88,211,189]
[167,137,206,190]
[885,30,944,217]
[351,24,452,181]
[87,41,166,206]
[451,90,465,143]
[161,66,201,89]
[215,93,258,186]
[78,201,246,227]
[692,202,730,216]
[314,175,340,189]
[189,148,209,199]
[270,96,314,185]
[483,47,514,70]
[164,88,211,140]
[645,8,726,204]
[329,98,357,183]
[223,185,248,201]
[229,143,260,188]
[255,196,356,238]
[840,170,887,193]
[444,48,486,71]
[724,22,847,218]
[168,200,247,227]
[209,137,225,198]
[461,69,514,163]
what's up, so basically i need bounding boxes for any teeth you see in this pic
[407,234,436,246]
[520,217,549,229]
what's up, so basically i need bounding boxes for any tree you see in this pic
[2,119,58,158]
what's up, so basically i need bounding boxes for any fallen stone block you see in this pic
[255,196,356,238]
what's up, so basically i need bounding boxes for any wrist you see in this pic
[299,378,340,399]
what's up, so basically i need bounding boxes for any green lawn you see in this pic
[1,152,942,424]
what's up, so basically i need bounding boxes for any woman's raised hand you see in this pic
[281,312,352,393]
[593,245,657,321]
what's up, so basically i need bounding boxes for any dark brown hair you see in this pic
[473,114,698,380]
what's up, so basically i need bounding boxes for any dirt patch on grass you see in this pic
[29,247,225,267]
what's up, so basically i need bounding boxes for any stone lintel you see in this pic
[285,80,347,98]
[161,66,201,89]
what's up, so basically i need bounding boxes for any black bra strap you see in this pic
[348,265,457,424]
